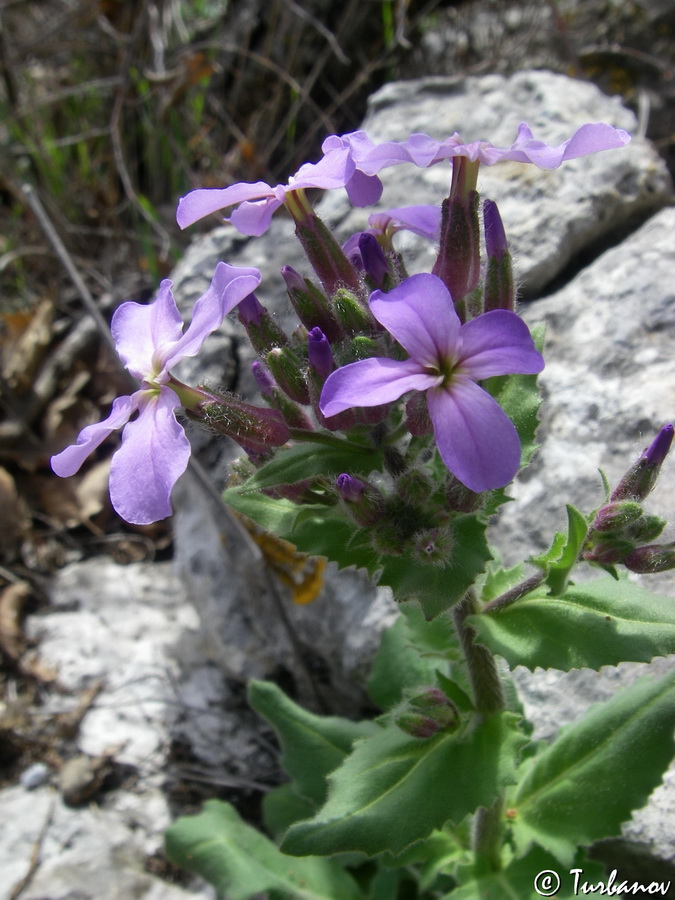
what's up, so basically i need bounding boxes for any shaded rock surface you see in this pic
[4,69,675,897]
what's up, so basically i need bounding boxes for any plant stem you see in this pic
[287,427,369,452]
[480,571,546,615]
[453,590,505,873]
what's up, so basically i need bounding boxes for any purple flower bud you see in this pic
[266,347,311,405]
[201,395,290,455]
[280,265,305,293]
[645,424,674,467]
[611,424,674,502]
[395,713,441,739]
[624,543,675,574]
[252,360,276,398]
[591,500,643,533]
[238,292,265,326]
[358,233,390,287]
[483,199,508,260]
[307,327,334,380]
[336,473,366,503]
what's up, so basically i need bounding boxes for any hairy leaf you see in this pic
[470,576,675,671]
[249,680,378,806]
[244,441,384,490]
[510,669,675,865]
[531,504,588,595]
[282,712,527,858]
[165,800,364,900]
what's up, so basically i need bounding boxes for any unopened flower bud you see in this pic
[413,527,454,565]
[624,543,675,574]
[336,473,384,526]
[266,347,310,405]
[281,266,341,341]
[582,537,633,566]
[238,293,289,355]
[592,501,643,533]
[201,395,290,455]
[611,424,674,502]
[291,205,362,296]
[446,475,482,513]
[397,469,433,506]
[344,232,391,288]
[307,327,334,381]
[483,199,515,313]
[624,513,667,544]
[333,288,376,336]
[252,361,313,430]
[396,688,460,738]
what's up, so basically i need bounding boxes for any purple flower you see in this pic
[319,273,544,492]
[345,121,631,175]
[51,263,262,524]
[176,140,382,236]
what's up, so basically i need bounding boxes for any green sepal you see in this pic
[248,680,379,807]
[165,800,365,900]
[510,669,675,866]
[530,504,588,595]
[442,846,606,899]
[282,711,528,858]
[470,575,675,672]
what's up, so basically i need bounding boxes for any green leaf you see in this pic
[510,669,675,866]
[444,846,606,899]
[249,680,379,807]
[282,712,528,858]
[480,561,526,603]
[470,575,675,671]
[244,441,384,491]
[225,488,492,619]
[165,800,364,900]
[262,783,316,838]
[367,605,463,710]
[530,504,588,595]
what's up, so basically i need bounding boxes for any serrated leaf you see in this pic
[225,488,492,619]
[530,505,588,595]
[470,576,675,672]
[480,561,526,603]
[282,712,527,858]
[165,800,364,900]
[249,680,378,807]
[443,846,605,899]
[510,669,675,866]
[245,441,385,491]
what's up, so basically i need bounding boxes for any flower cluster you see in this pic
[53,117,637,552]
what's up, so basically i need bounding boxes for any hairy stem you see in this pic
[480,571,546,615]
[453,590,505,873]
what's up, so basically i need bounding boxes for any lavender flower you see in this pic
[51,263,261,524]
[319,273,544,492]
[345,122,631,175]
[176,141,380,237]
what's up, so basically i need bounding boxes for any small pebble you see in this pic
[20,762,50,790]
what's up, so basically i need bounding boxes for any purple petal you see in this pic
[289,146,356,191]
[458,310,544,379]
[370,273,461,368]
[320,357,438,417]
[176,182,273,229]
[427,377,522,491]
[162,262,262,368]
[109,387,190,524]
[112,281,183,378]
[368,205,441,241]
[227,197,283,236]
[478,121,631,168]
[345,169,383,207]
[50,394,137,477]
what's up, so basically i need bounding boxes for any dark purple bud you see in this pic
[201,395,290,454]
[624,543,675,574]
[483,199,508,260]
[395,713,441,739]
[582,537,633,566]
[358,233,390,287]
[280,265,305,293]
[336,473,384,526]
[612,424,674,502]
[431,190,481,320]
[307,327,334,381]
[336,473,366,503]
[396,688,460,738]
[645,424,674,467]
[238,292,265,326]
